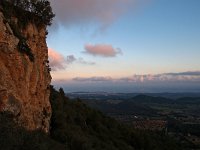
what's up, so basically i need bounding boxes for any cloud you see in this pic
[164,71,200,76]
[49,0,132,29]
[53,71,200,93]
[48,48,68,71]
[83,44,122,57]
[78,58,96,65]
[119,71,200,83]
[48,48,95,71]
[66,55,76,64]
[73,76,113,82]
[71,71,200,83]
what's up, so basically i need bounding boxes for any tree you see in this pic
[1,0,55,26]
[33,0,55,25]
[59,88,65,98]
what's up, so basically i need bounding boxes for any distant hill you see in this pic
[81,94,200,119]
[49,86,182,150]
[67,92,200,100]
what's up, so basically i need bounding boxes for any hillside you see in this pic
[79,94,200,149]
[0,86,182,150]
[49,86,182,150]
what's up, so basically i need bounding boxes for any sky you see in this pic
[47,0,200,93]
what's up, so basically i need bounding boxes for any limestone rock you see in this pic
[0,11,51,133]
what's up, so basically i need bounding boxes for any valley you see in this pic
[68,92,200,149]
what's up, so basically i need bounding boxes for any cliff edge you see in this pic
[0,8,52,133]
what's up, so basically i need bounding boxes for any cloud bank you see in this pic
[49,0,132,29]
[73,76,112,82]
[71,71,200,83]
[48,48,95,71]
[165,72,200,76]
[53,71,200,93]
[84,44,122,57]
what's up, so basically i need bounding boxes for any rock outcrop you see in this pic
[0,10,51,133]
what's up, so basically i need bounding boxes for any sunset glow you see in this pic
[47,0,200,92]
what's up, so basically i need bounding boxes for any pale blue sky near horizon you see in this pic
[47,0,200,92]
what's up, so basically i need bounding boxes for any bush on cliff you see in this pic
[0,0,55,62]
[0,0,55,26]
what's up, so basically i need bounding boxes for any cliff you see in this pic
[0,10,51,133]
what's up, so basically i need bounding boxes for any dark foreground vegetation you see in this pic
[0,86,183,150]
[0,112,65,150]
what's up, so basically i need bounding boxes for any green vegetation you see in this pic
[0,112,65,150]
[81,94,200,149]
[49,86,182,150]
[0,86,182,150]
[0,0,55,26]
[0,0,55,62]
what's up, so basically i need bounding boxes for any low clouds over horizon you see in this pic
[48,48,95,71]
[52,71,200,93]
[73,76,112,82]
[84,44,122,57]
[69,71,200,83]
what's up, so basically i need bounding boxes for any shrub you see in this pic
[0,0,55,62]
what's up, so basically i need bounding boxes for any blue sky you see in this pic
[47,0,200,92]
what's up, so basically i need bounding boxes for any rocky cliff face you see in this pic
[0,11,51,133]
